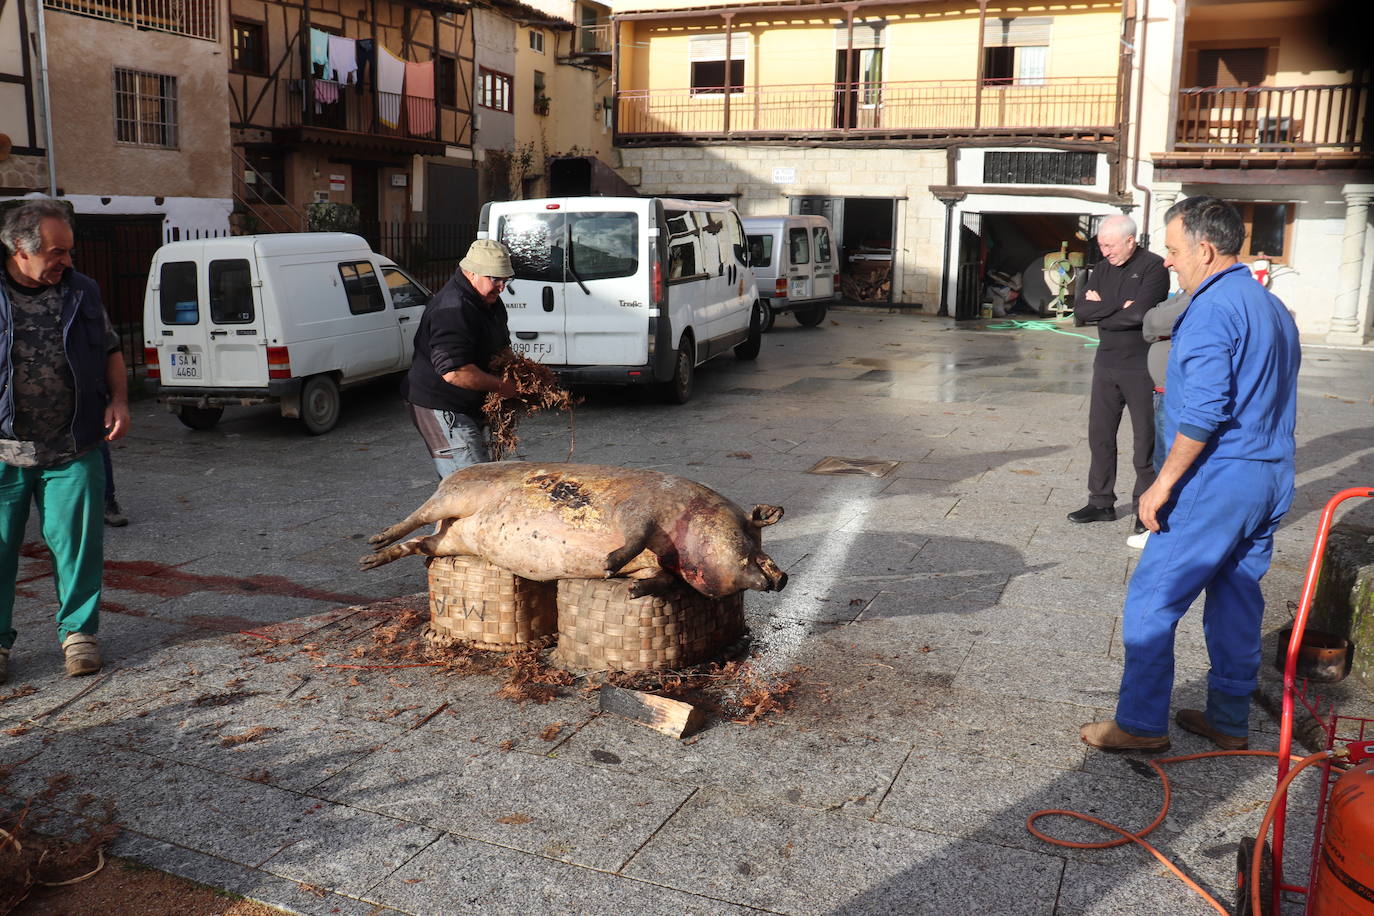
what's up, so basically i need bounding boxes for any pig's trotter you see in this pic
[627,571,678,598]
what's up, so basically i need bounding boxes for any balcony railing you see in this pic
[284,80,437,140]
[572,23,611,55]
[1175,83,1369,152]
[617,76,1117,140]
[45,0,218,41]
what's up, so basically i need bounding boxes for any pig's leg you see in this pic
[626,570,679,598]
[602,521,653,576]
[367,492,477,548]
[360,519,466,569]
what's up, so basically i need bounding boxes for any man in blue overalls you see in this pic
[1081,197,1300,752]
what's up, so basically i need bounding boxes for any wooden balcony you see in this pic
[1173,83,1369,153]
[570,23,611,56]
[616,76,1118,144]
[278,79,444,153]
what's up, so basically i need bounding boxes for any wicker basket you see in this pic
[552,577,746,672]
[426,556,556,651]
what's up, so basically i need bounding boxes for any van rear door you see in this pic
[494,207,567,364]
[153,248,268,390]
[786,224,815,301]
[812,222,836,300]
[559,203,646,366]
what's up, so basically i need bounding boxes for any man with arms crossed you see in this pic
[0,199,130,683]
[1081,197,1300,752]
[1069,214,1170,532]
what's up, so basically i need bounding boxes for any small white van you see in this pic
[143,233,431,434]
[478,196,764,404]
[742,214,839,329]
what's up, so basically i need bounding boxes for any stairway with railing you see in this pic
[231,148,304,234]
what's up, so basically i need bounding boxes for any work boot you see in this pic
[1175,709,1248,750]
[0,647,9,684]
[1080,720,1170,753]
[104,499,129,527]
[62,633,101,677]
[1067,505,1115,523]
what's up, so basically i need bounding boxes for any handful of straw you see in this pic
[482,352,580,460]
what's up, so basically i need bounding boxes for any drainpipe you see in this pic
[36,0,57,196]
[722,13,733,135]
[1128,0,1153,246]
[974,0,986,129]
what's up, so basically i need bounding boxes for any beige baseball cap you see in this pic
[460,239,515,278]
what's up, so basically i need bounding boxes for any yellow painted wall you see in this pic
[1185,13,1355,85]
[621,2,1122,91]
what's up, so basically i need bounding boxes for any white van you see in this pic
[742,214,839,329]
[478,196,764,404]
[143,233,431,434]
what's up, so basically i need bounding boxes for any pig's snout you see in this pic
[756,555,787,592]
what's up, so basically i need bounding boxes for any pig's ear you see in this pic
[750,505,784,527]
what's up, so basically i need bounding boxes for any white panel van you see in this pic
[478,197,764,404]
[142,233,430,434]
[742,214,839,329]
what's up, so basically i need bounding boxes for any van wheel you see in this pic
[299,374,341,435]
[661,337,695,405]
[761,304,776,332]
[734,300,765,361]
[176,406,223,431]
[795,304,827,327]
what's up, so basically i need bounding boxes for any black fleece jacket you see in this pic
[400,271,510,421]
[1074,247,1170,370]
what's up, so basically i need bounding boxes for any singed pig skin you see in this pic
[361,462,787,598]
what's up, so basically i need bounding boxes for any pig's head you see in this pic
[676,503,788,597]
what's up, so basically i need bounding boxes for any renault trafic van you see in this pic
[143,233,431,434]
[742,214,839,329]
[478,196,763,404]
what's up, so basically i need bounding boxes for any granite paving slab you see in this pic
[311,732,694,871]
[623,788,1063,915]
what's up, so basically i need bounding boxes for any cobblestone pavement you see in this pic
[3,309,1372,915]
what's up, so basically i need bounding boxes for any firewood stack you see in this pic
[841,261,892,302]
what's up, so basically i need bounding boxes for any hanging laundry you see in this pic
[309,28,331,79]
[328,35,358,86]
[314,79,339,105]
[404,59,435,136]
[376,46,406,128]
[356,39,375,89]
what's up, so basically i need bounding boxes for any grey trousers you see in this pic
[1087,364,1157,509]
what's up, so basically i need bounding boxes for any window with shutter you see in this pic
[1196,48,1269,87]
[689,33,747,94]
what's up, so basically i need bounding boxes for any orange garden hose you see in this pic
[1026,749,1333,915]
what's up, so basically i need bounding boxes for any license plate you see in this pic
[511,341,555,358]
[168,352,201,379]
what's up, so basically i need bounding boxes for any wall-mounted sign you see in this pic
[390,173,408,187]
[313,190,331,203]
[771,167,796,184]
[329,173,347,191]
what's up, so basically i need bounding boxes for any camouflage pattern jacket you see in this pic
[0,269,113,458]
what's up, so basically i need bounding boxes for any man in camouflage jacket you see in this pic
[0,199,130,683]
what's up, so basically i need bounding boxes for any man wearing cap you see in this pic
[401,239,519,478]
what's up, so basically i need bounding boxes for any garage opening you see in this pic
[792,196,899,304]
[954,211,1101,320]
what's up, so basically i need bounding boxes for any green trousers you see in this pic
[0,450,105,650]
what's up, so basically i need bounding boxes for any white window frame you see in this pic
[113,67,179,149]
[529,29,545,53]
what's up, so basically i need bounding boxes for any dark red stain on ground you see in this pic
[17,542,374,612]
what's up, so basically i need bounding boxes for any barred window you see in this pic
[114,68,179,149]
[983,151,1096,185]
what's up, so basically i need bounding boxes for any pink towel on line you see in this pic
[405,60,435,136]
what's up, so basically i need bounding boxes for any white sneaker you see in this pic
[1126,531,1150,550]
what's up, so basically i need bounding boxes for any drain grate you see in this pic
[807,456,901,478]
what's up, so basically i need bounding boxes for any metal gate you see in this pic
[954,214,985,320]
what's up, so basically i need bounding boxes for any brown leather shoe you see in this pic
[1080,720,1170,753]
[1175,709,1248,750]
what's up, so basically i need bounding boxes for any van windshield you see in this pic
[747,234,772,268]
[499,211,639,283]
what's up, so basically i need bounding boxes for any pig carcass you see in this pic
[360,462,787,598]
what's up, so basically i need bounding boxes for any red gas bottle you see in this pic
[1312,761,1374,914]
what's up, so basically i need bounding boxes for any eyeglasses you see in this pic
[486,276,510,287]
